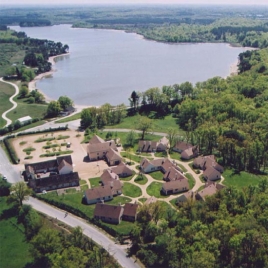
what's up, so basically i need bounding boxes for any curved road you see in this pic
[25,197,140,268]
[0,77,19,127]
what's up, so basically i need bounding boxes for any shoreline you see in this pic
[27,52,93,111]
[227,46,258,78]
[28,53,69,102]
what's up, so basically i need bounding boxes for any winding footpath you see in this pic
[0,78,19,127]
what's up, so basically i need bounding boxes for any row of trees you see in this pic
[125,47,268,172]
[135,17,268,48]
[129,180,268,267]
[80,103,127,130]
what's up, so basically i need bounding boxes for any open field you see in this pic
[185,173,196,189]
[6,94,47,122]
[39,191,132,235]
[223,169,267,188]
[55,112,81,123]
[149,171,164,181]
[0,81,15,128]
[0,197,33,267]
[122,182,142,198]
[106,114,182,134]
[146,181,166,198]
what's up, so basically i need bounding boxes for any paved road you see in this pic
[25,197,140,268]
[0,78,19,127]
[0,144,21,183]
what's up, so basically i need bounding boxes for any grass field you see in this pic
[185,173,196,189]
[169,151,182,161]
[146,181,167,198]
[178,163,187,173]
[122,182,142,198]
[89,177,101,188]
[40,191,133,234]
[107,114,182,134]
[223,169,267,188]
[0,81,15,128]
[6,94,48,122]
[0,197,33,268]
[120,174,136,181]
[134,174,148,185]
[149,171,164,181]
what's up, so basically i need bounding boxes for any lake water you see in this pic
[10,25,249,106]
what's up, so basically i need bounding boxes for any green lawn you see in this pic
[39,192,133,235]
[178,163,187,173]
[0,81,15,128]
[185,173,196,189]
[107,196,132,205]
[0,197,33,267]
[89,177,101,188]
[149,171,164,181]
[223,169,267,188]
[154,151,168,158]
[121,152,143,163]
[55,112,81,123]
[107,114,182,134]
[138,197,147,203]
[146,181,167,198]
[6,94,47,122]
[79,179,87,185]
[122,182,142,198]
[134,174,148,185]
[169,151,181,161]
[120,174,136,181]
[169,197,179,208]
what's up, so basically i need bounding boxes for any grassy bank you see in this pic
[0,82,15,128]
[6,94,47,122]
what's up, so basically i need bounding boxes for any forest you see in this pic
[0,28,69,77]
[128,179,268,268]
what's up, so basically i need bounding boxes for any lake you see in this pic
[10,25,249,106]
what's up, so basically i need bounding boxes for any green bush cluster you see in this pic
[40,150,73,157]
[3,136,19,164]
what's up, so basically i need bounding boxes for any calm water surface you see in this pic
[10,25,249,106]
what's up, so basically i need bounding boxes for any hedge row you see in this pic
[0,118,41,136]
[3,136,19,164]
[17,125,68,137]
[40,150,73,158]
[35,195,119,237]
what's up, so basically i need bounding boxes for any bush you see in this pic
[40,150,73,157]
[17,125,68,137]
[3,136,18,164]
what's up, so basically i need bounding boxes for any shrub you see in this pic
[3,136,18,164]
[40,150,73,157]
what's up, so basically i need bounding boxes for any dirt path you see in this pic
[0,77,19,127]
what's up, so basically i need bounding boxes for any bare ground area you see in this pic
[12,129,110,181]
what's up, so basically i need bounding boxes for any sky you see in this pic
[0,0,267,6]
